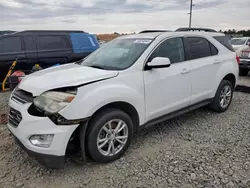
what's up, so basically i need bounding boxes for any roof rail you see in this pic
[139,30,172,33]
[175,27,217,32]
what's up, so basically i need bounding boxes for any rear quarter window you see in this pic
[210,43,218,55]
[36,36,67,51]
[213,36,235,52]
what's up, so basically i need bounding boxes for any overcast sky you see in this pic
[1,0,249,34]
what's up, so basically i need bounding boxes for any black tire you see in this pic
[209,80,233,113]
[85,108,133,163]
[239,68,249,76]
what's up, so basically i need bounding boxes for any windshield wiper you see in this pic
[75,60,83,65]
[88,65,105,70]
[85,64,120,70]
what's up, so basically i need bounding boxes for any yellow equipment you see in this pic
[2,60,17,92]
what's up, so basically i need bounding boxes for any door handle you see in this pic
[181,68,190,74]
[17,54,25,60]
[213,59,220,64]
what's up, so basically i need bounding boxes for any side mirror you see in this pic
[247,42,250,47]
[147,57,171,69]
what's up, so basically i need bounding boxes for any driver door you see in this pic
[143,37,192,122]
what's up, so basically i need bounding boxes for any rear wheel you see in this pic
[209,80,233,113]
[239,68,249,76]
[85,108,133,163]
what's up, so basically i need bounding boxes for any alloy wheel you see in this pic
[97,119,128,156]
[219,85,232,108]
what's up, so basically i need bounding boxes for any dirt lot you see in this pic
[0,77,250,188]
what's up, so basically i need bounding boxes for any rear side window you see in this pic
[149,37,185,63]
[36,36,67,51]
[187,37,211,59]
[0,37,22,53]
[24,36,36,52]
[213,36,234,52]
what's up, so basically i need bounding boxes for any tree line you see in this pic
[219,29,250,37]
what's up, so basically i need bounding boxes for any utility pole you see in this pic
[189,0,194,28]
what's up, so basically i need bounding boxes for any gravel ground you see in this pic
[239,76,250,87]
[0,92,10,114]
[0,77,250,188]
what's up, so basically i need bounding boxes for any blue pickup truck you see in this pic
[0,30,99,82]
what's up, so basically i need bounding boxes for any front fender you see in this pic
[60,80,145,125]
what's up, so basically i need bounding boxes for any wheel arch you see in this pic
[65,101,141,157]
[89,101,140,133]
[222,73,236,88]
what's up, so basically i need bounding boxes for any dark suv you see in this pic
[0,30,99,82]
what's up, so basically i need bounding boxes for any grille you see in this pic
[11,89,33,104]
[8,108,22,128]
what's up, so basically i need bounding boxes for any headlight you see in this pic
[33,91,76,114]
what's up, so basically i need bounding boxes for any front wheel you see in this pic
[85,108,133,163]
[209,80,233,113]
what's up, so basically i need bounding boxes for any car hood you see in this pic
[232,45,249,55]
[241,47,250,52]
[232,45,245,51]
[18,63,119,96]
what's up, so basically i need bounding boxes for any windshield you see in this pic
[81,38,152,70]
[231,38,247,45]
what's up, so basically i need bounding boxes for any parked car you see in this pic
[230,37,250,55]
[8,28,238,168]
[0,30,99,82]
[239,46,250,76]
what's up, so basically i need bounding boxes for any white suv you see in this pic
[8,28,239,168]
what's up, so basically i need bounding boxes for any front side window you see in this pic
[36,36,67,51]
[81,38,152,70]
[149,37,185,63]
[230,38,247,45]
[0,37,22,53]
[187,37,211,60]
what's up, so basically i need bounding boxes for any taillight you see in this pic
[236,56,240,64]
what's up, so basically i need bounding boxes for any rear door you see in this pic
[184,37,220,105]
[35,35,71,68]
[0,36,25,82]
[21,35,38,73]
